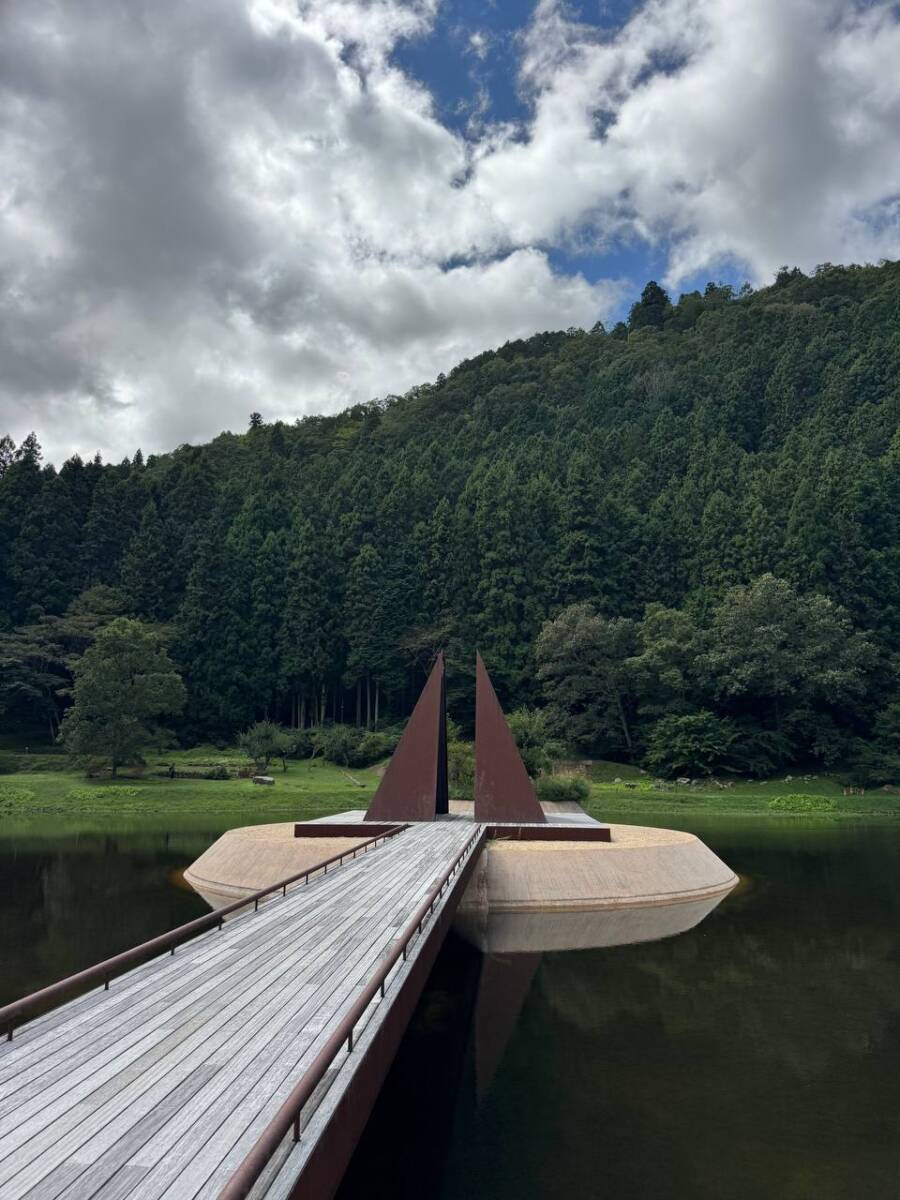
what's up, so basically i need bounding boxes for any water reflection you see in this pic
[0,830,210,1006]
[341,818,900,1200]
[455,889,733,955]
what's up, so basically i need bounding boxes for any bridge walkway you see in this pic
[0,821,479,1200]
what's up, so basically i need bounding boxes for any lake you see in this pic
[2,812,898,1198]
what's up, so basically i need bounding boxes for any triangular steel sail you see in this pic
[365,652,448,821]
[473,652,546,823]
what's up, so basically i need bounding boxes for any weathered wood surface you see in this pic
[0,822,476,1200]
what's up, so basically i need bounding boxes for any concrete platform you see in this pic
[184,809,738,945]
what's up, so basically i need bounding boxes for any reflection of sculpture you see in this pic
[466,888,732,1096]
[457,888,733,955]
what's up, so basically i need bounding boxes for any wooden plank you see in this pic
[0,829,414,1081]
[0,850,426,1195]
[110,832,462,1198]
[220,826,479,1200]
[189,825,478,1198]
[0,830,444,1196]
[0,823,477,1200]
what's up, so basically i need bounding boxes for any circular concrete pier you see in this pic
[184,812,738,935]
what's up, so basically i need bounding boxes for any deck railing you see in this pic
[0,823,408,1042]
[217,824,487,1200]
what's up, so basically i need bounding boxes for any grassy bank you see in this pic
[0,749,378,836]
[2,747,899,832]
[580,760,900,820]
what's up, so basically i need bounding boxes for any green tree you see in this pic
[343,544,388,727]
[536,604,638,755]
[238,719,295,770]
[120,500,177,620]
[59,618,185,776]
[507,706,561,777]
[698,575,875,739]
[279,517,336,728]
[628,280,671,331]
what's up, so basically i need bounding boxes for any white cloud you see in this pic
[474,0,900,282]
[1,0,900,463]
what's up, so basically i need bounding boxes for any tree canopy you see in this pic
[59,618,185,775]
[3,260,900,775]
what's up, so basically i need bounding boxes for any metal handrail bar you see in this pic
[0,823,409,1042]
[217,824,487,1200]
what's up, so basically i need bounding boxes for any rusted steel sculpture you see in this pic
[365,652,448,821]
[474,652,546,823]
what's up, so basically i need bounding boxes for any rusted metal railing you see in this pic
[217,824,487,1200]
[0,823,409,1042]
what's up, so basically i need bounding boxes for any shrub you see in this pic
[67,786,141,804]
[311,724,357,766]
[507,707,561,778]
[238,720,291,766]
[0,785,36,808]
[768,793,837,813]
[644,711,790,778]
[535,775,590,805]
[347,730,398,769]
[448,740,474,800]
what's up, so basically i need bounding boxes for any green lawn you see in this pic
[580,760,900,819]
[1,747,898,832]
[0,749,379,836]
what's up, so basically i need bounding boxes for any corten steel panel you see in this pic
[365,652,448,822]
[293,823,404,838]
[473,653,546,823]
[485,824,612,842]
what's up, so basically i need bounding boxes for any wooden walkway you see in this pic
[0,822,477,1200]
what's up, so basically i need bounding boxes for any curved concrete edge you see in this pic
[183,822,373,908]
[454,889,732,954]
[182,817,738,953]
[457,823,737,913]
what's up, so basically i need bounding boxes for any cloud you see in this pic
[474,0,900,280]
[1,0,899,463]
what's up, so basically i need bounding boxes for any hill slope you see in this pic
[2,261,900,769]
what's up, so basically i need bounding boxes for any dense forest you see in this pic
[2,260,900,778]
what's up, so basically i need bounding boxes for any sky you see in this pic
[2,0,900,465]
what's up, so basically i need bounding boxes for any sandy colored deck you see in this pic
[186,813,737,920]
[184,823,373,901]
[474,822,738,911]
[0,822,477,1200]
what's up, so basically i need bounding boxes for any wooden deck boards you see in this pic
[0,822,476,1200]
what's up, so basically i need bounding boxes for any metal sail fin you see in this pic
[474,653,546,823]
[365,652,447,821]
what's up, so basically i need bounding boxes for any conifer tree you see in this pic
[120,500,176,620]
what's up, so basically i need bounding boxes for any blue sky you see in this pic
[396,0,748,317]
[2,0,899,461]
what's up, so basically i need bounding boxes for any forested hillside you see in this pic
[3,261,900,776]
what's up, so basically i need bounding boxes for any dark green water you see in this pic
[341,817,900,1200]
[1,815,898,1198]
